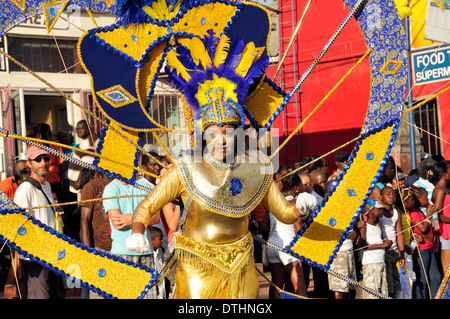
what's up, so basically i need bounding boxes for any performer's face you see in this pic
[204,125,236,162]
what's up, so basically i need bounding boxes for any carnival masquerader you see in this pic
[126,32,316,298]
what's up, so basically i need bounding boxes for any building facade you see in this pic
[270,0,449,174]
[0,9,183,179]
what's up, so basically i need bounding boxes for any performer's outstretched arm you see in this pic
[131,166,183,234]
[261,181,314,224]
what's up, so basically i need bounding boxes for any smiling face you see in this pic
[76,121,89,139]
[204,124,236,162]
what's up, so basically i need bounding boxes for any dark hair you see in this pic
[418,158,437,180]
[302,155,326,173]
[142,151,160,166]
[14,160,29,181]
[431,154,445,162]
[378,156,396,184]
[77,119,88,126]
[150,226,163,239]
[290,162,303,172]
[34,123,52,141]
[275,164,287,178]
[431,160,450,185]
[80,168,97,189]
[281,173,300,194]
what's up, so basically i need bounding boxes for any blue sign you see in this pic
[412,47,450,85]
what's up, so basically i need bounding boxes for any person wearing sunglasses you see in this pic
[13,146,60,299]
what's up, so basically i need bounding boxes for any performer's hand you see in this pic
[296,192,317,219]
[126,233,150,253]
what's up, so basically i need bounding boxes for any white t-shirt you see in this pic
[339,231,354,252]
[68,138,99,193]
[379,207,398,251]
[14,180,56,229]
[268,195,296,247]
[311,190,323,207]
[362,223,385,265]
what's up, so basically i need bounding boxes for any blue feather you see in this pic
[224,38,245,70]
[115,0,154,26]
[164,65,187,90]
[202,30,219,61]
[244,54,269,86]
[175,45,197,72]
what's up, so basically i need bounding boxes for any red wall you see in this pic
[271,0,450,173]
[272,0,371,172]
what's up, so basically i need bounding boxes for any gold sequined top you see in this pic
[132,152,300,244]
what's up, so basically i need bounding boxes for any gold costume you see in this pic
[133,152,300,298]
[128,10,301,299]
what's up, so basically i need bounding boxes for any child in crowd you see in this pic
[394,187,416,299]
[409,187,442,299]
[378,186,405,298]
[357,201,392,299]
[150,226,166,299]
[325,181,357,299]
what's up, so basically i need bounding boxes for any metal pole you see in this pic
[405,16,417,170]
[18,88,27,156]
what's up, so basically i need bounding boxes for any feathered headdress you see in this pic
[115,0,183,25]
[164,30,269,132]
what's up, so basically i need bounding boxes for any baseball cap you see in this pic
[396,172,406,180]
[27,146,50,160]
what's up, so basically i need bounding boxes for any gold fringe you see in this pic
[173,233,253,299]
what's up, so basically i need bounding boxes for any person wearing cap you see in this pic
[328,151,349,182]
[392,172,406,190]
[13,146,59,299]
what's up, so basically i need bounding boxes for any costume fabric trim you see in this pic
[175,152,273,217]
[174,232,253,299]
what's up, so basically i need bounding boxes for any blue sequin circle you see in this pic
[97,268,106,277]
[328,218,337,227]
[17,226,27,235]
[366,152,374,160]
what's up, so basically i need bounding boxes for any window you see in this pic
[143,92,190,157]
[7,37,84,73]
[413,97,442,156]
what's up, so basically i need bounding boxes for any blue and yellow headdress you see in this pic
[165,31,269,132]
[76,0,286,181]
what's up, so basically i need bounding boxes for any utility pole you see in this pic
[405,15,417,170]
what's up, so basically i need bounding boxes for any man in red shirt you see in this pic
[0,160,30,200]
[0,159,30,299]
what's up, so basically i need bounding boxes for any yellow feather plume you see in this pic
[185,37,212,69]
[172,0,182,17]
[166,50,191,81]
[213,34,230,67]
[235,42,257,77]
[143,0,181,20]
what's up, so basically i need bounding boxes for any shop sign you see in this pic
[412,46,450,85]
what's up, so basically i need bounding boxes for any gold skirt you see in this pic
[173,232,258,299]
